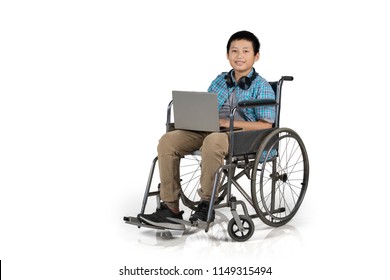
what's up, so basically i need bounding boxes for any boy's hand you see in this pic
[219,118,230,128]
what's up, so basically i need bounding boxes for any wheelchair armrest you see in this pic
[237,99,277,108]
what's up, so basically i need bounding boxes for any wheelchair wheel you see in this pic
[227,215,255,242]
[251,128,309,227]
[179,154,228,210]
[179,154,202,210]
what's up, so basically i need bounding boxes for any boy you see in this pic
[138,31,275,230]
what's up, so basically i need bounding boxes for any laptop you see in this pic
[172,90,234,132]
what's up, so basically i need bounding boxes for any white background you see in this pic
[1,0,389,279]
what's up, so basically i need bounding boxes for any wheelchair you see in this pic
[124,76,309,242]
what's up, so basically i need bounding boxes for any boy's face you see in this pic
[227,39,259,76]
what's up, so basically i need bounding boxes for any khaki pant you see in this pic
[157,130,229,203]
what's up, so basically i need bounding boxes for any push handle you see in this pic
[281,76,294,81]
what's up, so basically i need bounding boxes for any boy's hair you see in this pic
[226,31,260,55]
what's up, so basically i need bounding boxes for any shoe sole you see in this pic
[139,216,185,230]
[168,217,214,229]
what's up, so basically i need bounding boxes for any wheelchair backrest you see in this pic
[269,81,280,129]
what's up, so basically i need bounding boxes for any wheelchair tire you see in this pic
[251,128,309,227]
[227,215,255,242]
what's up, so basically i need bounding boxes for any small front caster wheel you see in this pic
[227,215,255,242]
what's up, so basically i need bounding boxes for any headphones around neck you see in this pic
[224,68,258,90]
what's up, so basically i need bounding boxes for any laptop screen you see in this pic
[172,91,220,132]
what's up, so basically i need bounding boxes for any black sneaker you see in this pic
[138,204,185,230]
[189,201,215,223]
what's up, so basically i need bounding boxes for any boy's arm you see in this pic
[219,119,272,131]
[219,79,275,130]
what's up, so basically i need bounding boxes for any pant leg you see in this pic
[198,132,229,200]
[158,130,209,203]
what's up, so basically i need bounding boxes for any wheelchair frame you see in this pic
[124,76,309,241]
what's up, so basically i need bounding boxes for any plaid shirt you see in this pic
[207,69,275,123]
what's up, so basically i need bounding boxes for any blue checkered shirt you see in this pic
[207,69,275,123]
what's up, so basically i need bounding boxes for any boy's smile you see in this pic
[227,39,259,81]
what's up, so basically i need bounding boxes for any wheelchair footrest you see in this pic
[123,216,167,230]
